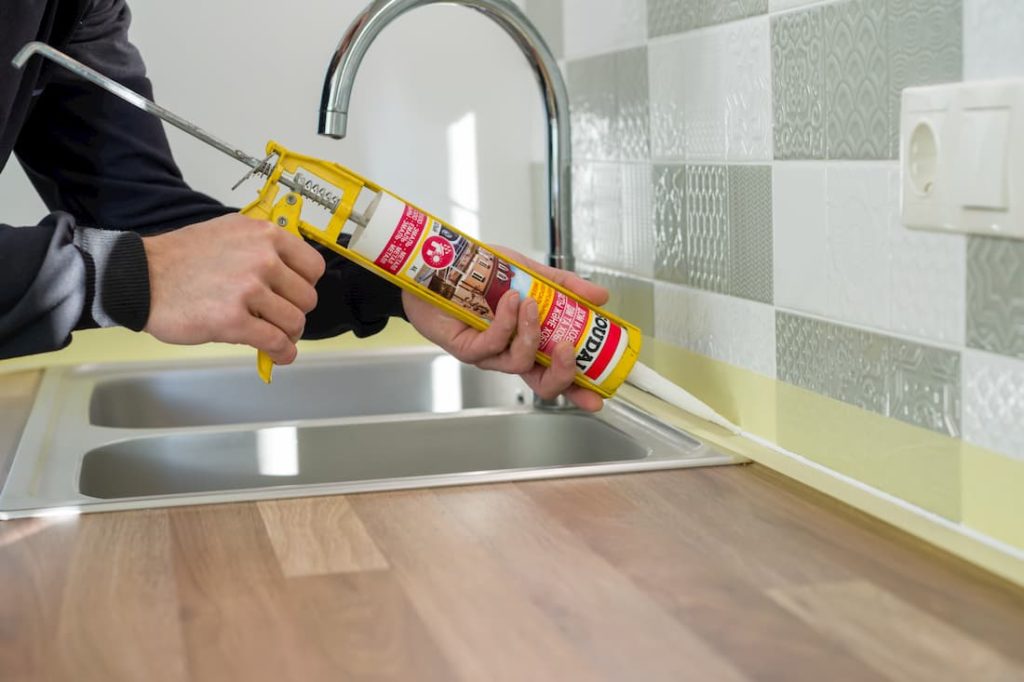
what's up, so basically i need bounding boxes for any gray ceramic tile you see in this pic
[776,312,962,436]
[889,340,962,436]
[728,165,773,303]
[967,236,1024,360]
[614,47,651,161]
[582,267,656,336]
[686,165,729,293]
[647,0,767,37]
[771,7,825,159]
[823,0,890,159]
[526,0,564,60]
[653,164,688,285]
[887,0,962,157]
[568,54,618,161]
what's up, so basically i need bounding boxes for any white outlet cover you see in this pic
[901,79,1024,240]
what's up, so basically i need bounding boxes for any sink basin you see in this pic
[0,348,739,518]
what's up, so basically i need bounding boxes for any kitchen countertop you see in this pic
[2,370,1024,681]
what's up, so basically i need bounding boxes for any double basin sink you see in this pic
[0,347,737,518]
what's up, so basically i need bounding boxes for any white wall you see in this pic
[1,0,546,257]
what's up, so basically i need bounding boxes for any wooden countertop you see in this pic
[2,370,1023,681]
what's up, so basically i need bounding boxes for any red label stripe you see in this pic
[584,321,622,381]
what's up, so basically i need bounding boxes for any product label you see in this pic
[349,194,632,388]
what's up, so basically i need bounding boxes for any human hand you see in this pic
[142,214,326,364]
[401,248,609,412]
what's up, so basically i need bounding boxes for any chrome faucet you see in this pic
[319,0,574,271]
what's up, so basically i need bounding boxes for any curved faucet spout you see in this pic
[320,0,573,270]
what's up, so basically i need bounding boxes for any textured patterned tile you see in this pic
[614,47,651,161]
[889,340,961,436]
[648,36,688,160]
[887,0,962,158]
[685,165,729,293]
[684,29,728,161]
[724,18,773,160]
[773,163,828,315]
[653,164,688,284]
[564,0,647,59]
[619,163,655,277]
[963,350,1024,460]
[571,162,620,264]
[525,0,564,59]
[776,312,961,435]
[656,283,776,377]
[770,0,819,10]
[888,166,967,346]
[823,0,890,159]
[967,236,1024,360]
[728,165,773,303]
[583,267,656,336]
[648,0,767,36]
[771,7,826,159]
[568,54,618,161]
[825,165,893,330]
[964,0,1024,80]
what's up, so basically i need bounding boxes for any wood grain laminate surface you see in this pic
[1,372,1023,681]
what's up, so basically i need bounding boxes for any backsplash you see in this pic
[528,0,1024,460]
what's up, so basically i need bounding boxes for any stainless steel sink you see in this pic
[0,347,739,518]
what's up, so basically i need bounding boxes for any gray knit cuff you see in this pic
[74,228,151,331]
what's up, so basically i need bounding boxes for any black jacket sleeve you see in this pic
[1,0,405,360]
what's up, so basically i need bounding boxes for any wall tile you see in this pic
[648,37,688,160]
[724,18,773,160]
[770,0,819,11]
[773,163,828,315]
[889,339,962,435]
[771,7,826,159]
[564,0,647,59]
[582,267,656,336]
[887,0,962,157]
[620,162,656,277]
[571,162,653,277]
[648,0,767,37]
[777,312,961,436]
[889,160,966,346]
[653,164,688,284]
[967,236,1024,360]
[823,0,890,159]
[656,283,777,377]
[684,29,728,161]
[615,47,652,161]
[963,350,1024,460]
[964,0,1024,80]
[568,54,618,161]
[686,165,730,293]
[826,165,893,330]
[728,165,774,303]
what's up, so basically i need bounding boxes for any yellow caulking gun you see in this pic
[13,42,642,398]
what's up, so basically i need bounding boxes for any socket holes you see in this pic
[908,122,939,196]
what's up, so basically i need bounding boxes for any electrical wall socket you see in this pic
[901,79,1024,241]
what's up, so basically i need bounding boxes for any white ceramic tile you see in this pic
[769,0,820,12]
[888,168,967,346]
[648,36,688,161]
[825,164,893,330]
[563,0,646,59]
[773,163,828,316]
[684,29,728,162]
[620,163,655,277]
[723,17,773,161]
[963,349,1024,461]
[964,0,1024,80]
[655,283,777,377]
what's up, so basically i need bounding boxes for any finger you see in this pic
[276,232,327,284]
[269,261,319,314]
[232,317,297,365]
[450,290,521,364]
[476,295,540,375]
[526,341,578,400]
[251,289,307,341]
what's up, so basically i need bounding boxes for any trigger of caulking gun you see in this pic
[12,41,383,384]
